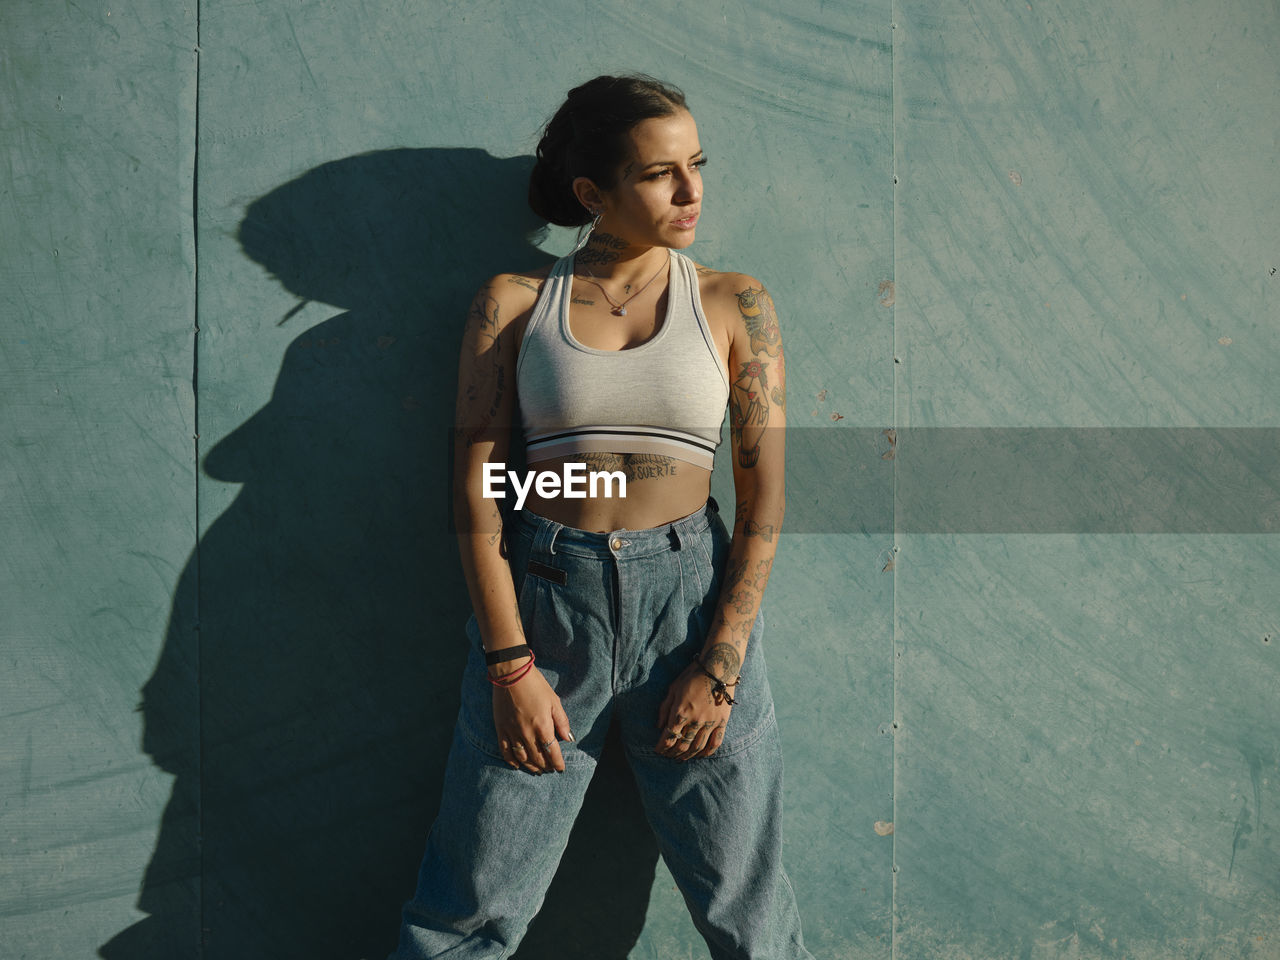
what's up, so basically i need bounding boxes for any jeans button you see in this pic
[610,537,623,550]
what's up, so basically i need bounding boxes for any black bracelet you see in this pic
[485,643,531,666]
[695,656,741,705]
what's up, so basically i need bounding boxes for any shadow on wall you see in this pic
[102,148,660,960]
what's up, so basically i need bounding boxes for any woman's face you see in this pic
[596,108,705,250]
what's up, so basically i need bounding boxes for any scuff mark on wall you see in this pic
[881,428,896,460]
[1229,748,1266,879]
[1228,798,1252,879]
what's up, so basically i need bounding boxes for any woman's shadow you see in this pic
[102,148,660,960]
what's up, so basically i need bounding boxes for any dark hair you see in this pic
[527,75,688,227]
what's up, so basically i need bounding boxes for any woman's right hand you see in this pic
[492,666,574,774]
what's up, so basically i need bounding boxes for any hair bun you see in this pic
[527,75,686,227]
[528,153,586,227]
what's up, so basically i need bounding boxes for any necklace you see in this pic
[577,257,669,316]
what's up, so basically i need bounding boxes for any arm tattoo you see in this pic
[750,558,773,591]
[727,585,756,615]
[486,501,504,547]
[772,346,787,413]
[735,286,781,357]
[729,285,786,466]
[468,289,500,349]
[725,556,748,587]
[506,275,539,293]
[744,519,775,541]
[729,358,769,467]
[703,642,742,681]
[713,551,773,649]
[461,289,504,446]
[714,612,755,648]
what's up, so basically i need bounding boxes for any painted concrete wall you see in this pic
[1,1,1275,958]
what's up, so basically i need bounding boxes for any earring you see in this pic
[573,207,603,253]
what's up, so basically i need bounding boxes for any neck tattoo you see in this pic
[577,231,628,267]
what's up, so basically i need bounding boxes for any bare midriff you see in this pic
[521,452,713,532]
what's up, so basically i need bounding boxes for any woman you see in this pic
[392,75,813,960]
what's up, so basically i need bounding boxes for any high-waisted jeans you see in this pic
[391,500,813,960]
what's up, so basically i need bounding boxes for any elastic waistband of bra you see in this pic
[517,497,720,558]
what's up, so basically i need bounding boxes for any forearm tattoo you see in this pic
[713,552,775,652]
[486,501,503,547]
[734,497,776,542]
[714,611,755,647]
[725,556,748,586]
[703,642,741,682]
[726,583,757,615]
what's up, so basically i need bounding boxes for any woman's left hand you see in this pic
[655,662,733,760]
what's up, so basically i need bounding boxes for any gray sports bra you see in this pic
[516,248,730,470]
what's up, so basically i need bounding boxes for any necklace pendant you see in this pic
[613,306,627,316]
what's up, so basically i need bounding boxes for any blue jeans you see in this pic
[391,500,813,959]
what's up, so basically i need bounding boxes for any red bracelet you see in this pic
[488,651,536,687]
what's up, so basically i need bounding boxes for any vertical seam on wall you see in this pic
[888,2,899,959]
[192,0,203,955]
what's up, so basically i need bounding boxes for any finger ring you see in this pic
[679,733,697,741]
[511,743,526,753]
[538,740,555,751]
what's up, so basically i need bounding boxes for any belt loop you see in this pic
[671,506,705,552]
[530,514,562,557]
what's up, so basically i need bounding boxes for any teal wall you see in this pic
[1,1,1275,958]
